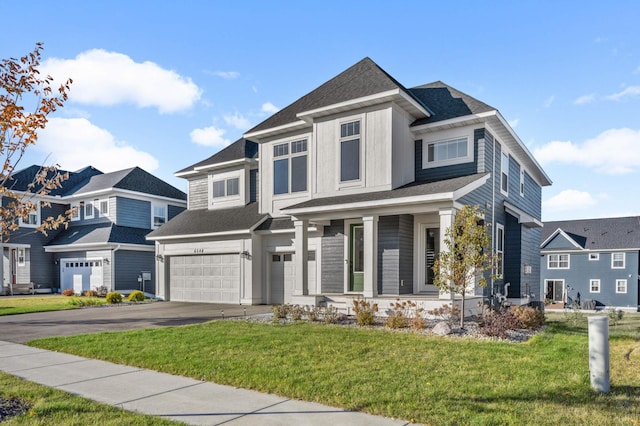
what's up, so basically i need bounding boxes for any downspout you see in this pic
[111,244,121,292]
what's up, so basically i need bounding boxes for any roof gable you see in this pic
[542,216,640,250]
[176,138,258,175]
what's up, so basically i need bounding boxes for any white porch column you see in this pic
[439,208,455,300]
[363,215,379,298]
[294,219,308,296]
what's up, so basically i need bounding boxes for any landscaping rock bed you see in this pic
[0,396,31,422]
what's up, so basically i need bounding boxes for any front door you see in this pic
[419,227,440,293]
[10,249,17,285]
[545,279,564,303]
[349,224,364,292]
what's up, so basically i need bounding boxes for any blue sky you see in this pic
[2,0,640,221]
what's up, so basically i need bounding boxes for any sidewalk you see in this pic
[0,340,410,425]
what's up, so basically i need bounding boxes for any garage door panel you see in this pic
[169,254,240,303]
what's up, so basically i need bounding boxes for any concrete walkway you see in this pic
[0,340,410,425]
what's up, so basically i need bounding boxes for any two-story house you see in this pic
[148,57,551,313]
[1,165,186,295]
[541,216,640,311]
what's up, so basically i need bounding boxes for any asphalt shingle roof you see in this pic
[542,216,640,250]
[46,223,153,246]
[146,203,267,239]
[8,165,102,196]
[176,138,258,174]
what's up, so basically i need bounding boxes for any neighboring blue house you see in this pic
[541,216,640,311]
[1,165,186,295]
[149,57,551,314]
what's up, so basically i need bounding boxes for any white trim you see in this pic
[611,252,625,269]
[67,188,186,205]
[244,120,309,140]
[343,219,364,294]
[500,148,509,197]
[45,243,154,252]
[519,167,525,197]
[540,228,584,249]
[615,279,627,294]
[547,253,570,269]
[152,203,167,229]
[496,223,504,278]
[412,111,496,132]
[589,279,601,293]
[337,115,365,189]
[17,248,26,266]
[19,202,40,228]
[589,253,600,261]
[503,201,543,228]
[84,200,94,219]
[70,202,80,221]
[421,128,474,170]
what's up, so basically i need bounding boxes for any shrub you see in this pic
[511,306,545,330]
[480,309,521,339]
[83,289,98,298]
[105,291,123,304]
[95,285,109,297]
[608,307,625,326]
[428,303,461,325]
[68,297,104,307]
[322,305,341,324]
[289,304,304,321]
[352,299,377,326]
[127,290,146,302]
[304,305,321,322]
[61,288,75,297]
[272,304,289,319]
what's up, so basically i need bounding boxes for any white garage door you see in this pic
[170,254,240,303]
[270,252,316,304]
[61,259,103,293]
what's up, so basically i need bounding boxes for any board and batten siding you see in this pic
[321,220,345,293]
[391,106,415,189]
[188,176,209,210]
[114,250,155,293]
[116,197,151,229]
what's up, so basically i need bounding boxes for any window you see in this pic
[19,203,40,227]
[589,253,599,261]
[17,248,25,266]
[496,224,504,277]
[519,169,525,197]
[70,203,80,221]
[612,252,625,269]
[548,253,569,269]
[273,139,307,194]
[212,177,240,198]
[99,199,109,216]
[590,279,600,293]
[84,201,94,219]
[153,204,166,228]
[616,279,627,293]
[427,137,468,164]
[340,121,360,182]
[501,151,509,195]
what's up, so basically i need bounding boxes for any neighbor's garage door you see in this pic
[169,254,240,303]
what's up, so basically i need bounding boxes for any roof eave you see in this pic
[244,120,310,142]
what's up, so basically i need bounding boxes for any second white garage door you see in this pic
[169,254,240,303]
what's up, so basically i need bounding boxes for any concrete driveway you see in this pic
[0,301,273,343]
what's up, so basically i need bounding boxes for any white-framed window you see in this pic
[495,223,504,278]
[70,203,80,221]
[548,253,569,269]
[273,139,308,194]
[98,199,109,216]
[501,150,509,195]
[519,168,525,197]
[340,120,361,183]
[213,177,240,198]
[17,248,25,266]
[589,253,599,261]
[427,137,468,164]
[84,201,94,219]
[616,279,627,293]
[611,252,625,269]
[589,279,600,293]
[152,204,167,228]
[19,203,40,228]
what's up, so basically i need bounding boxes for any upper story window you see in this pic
[19,203,40,228]
[84,201,94,219]
[495,223,504,278]
[340,121,360,182]
[519,168,525,197]
[427,137,468,164]
[98,199,109,216]
[590,279,600,293]
[616,279,627,293]
[589,253,599,261]
[548,253,569,269]
[612,252,625,269]
[273,139,307,194]
[152,204,166,228]
[501,151,509,195]
[213,177,240,198]
[70,203,80,221]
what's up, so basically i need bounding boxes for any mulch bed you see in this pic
[0,396,31,422]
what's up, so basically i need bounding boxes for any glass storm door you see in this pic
[420,228,440,293]
[349,224,364,292]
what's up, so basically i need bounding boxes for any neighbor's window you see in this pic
[589,253,599,261]
[99,199,109,216]
[519,169,525,197]
[70,203,80,221]
[213,177,240,198]
[273,139,307,194]
[496,224,504,277]
[548,253,569,269]
[616,279,627,293]
[501,151,509,194]
[153,204,166,228]
[18,248,25,266]
[589,279,600,293]
[84,201,94,219]
[20,203,40,227]
[340,121,360,182]
[612,252,625,269]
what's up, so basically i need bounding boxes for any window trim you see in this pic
[548,253,570,269]
[500,149,509,196]
[152,203,167,229]
[611,252,625,269]
[495,223,504,278]
[84,200,94,219]
[17,248,25,266]
[589,253,599,261]
[519,168,525,197]
[212,176,241,199]
[616,279,627,294]
[19,203,41,228]
[589,279,600,293]
[70,202,80,221]
[272,138,308,196]
[422,133,473,169]
[98,198,109,217]
[339,119,362,185]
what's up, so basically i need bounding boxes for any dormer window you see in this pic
[84,201,94,219]
[213,177,240,198]
[273,139,307,195]
[421,129,473,169]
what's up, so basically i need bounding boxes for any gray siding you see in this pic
[188,176,208,210]
[544,234,579,250]
[53,249,112,290]
[504,213,522,296]
[414,130,480,182]
[116,197,151,228]
[114,250,155,293]
[398,215,414,295]
[377,215,414,295]
[168,204,185,221]
[321,220,344,293]
[521,225,542,299]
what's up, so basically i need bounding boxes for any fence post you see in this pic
[588,316,610,393]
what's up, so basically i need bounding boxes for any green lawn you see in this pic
[0,372,182,425]
[0,296,79,316]
[29,312,640,425]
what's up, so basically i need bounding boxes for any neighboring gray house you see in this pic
[541,216,640,311]
[148,57,551,313]
[1,165,186,295]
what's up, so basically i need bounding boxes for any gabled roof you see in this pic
[245,57,431,135]
[409,81,496,126]
[146,203,267,240]
[541,216,640,250]
[7,165,102,196]
[176,138,258,175]
[45,223,153,247]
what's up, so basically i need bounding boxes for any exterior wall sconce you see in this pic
[523,264,532,274]
[103,258,110,265]
[240,251,251,260]
[156,254,164,262]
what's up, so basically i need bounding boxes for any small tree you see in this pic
[0,43,73,241]
[433,204,495,328]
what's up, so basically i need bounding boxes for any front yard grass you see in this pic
[0,296,81,316]
[30,312,640,425]
[0,372,181,425]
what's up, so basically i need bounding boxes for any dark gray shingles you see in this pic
[46,223,153,246]
[255,217,294,231]
[176,138,258,174]
[283,174,488,210]
[409,81,495,126]
[542,216,640,250]
[147,203,267,239]
[8,165,102,196]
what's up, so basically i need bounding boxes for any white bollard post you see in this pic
[587,316,610,393]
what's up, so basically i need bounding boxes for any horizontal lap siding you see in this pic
[114,250,155,294]
[168,204,185,221]
[399,215,414,294]
[378,216,399,295]
[188,177,208,210]
[321,220,344,293]
[116,197,150,228]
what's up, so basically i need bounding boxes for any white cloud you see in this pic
[42,49,201,114]
[224,113,250,130]
[508,118,519,129]
[574,94,595,105]
[261,102,279,114]
[190,126,230,148]
[210,71,240,80]
[533,128,640,174]
[544,190,597,213]
[543,95,555,108]
[37,118,159,172]
[607,85,640,101]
